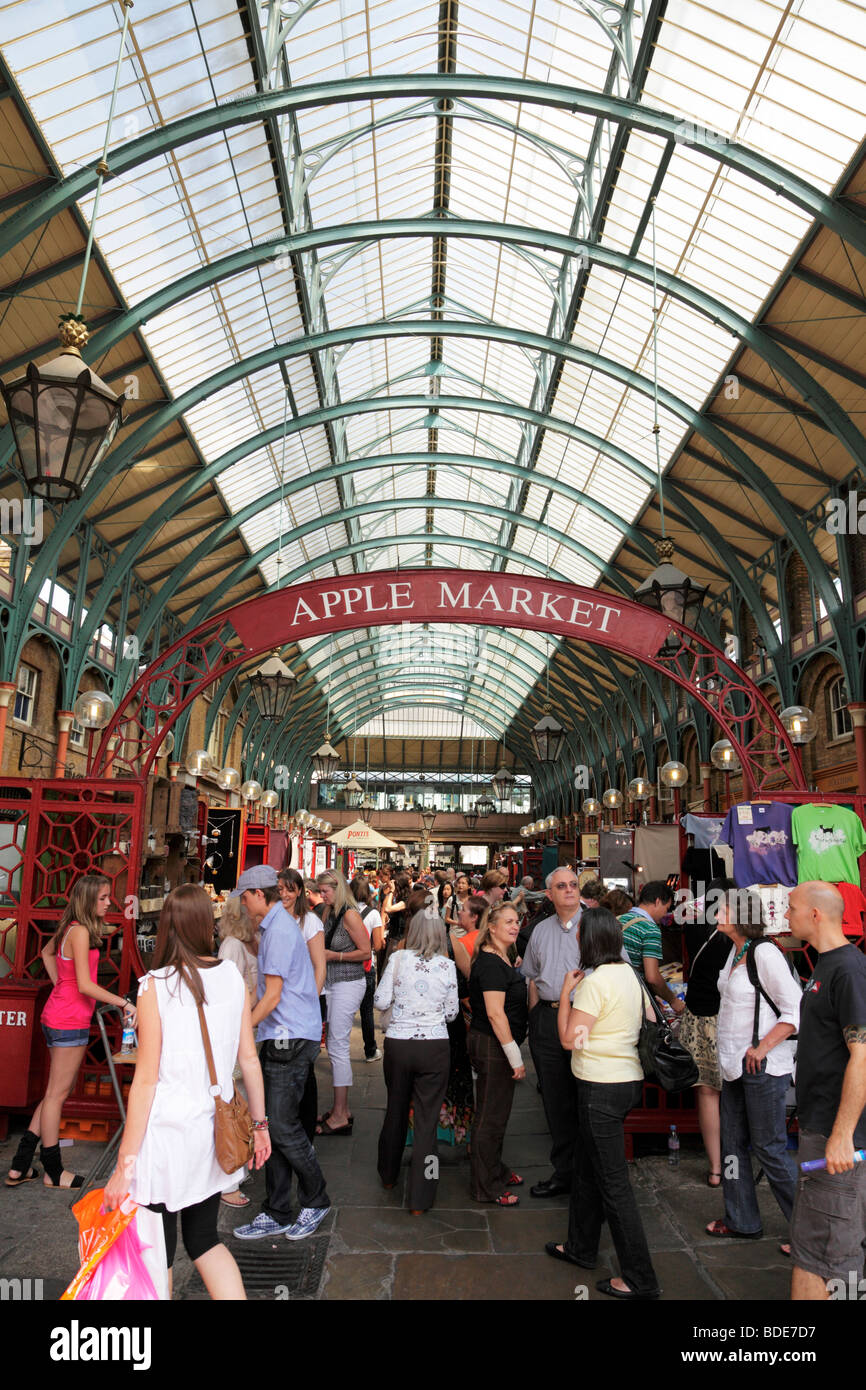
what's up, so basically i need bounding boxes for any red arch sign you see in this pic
[91,569,806,794]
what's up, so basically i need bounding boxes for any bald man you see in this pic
[786,881,866,1301]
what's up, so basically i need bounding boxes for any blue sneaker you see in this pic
[233,1212,292,1240]
[284,1205,331,1241]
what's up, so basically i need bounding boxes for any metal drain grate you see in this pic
[184,1238,328,1300]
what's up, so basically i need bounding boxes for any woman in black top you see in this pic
[467,903,528,1207]
[679,877,736,1187]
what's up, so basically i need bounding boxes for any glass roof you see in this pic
[2,0,865,741]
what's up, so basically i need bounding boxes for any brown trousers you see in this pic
[468,1029,516,1201]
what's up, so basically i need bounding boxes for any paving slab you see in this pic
[392,1251,585,1300]
[321,1253,395,1300]
[335,1206,490,1254]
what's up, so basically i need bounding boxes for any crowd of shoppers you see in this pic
[8,858,865,1306]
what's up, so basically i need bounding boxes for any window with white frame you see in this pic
[68,718,86,748]
[13,663,38,724]
[828,677,852,740]
[206,708,226,765]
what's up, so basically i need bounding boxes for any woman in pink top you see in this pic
[5,874,137,1190]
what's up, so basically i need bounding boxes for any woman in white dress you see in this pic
[104,885,270,1299]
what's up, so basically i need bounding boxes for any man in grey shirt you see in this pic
[520,869,627,1198]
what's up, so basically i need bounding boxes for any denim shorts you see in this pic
[42,1023,90,1048]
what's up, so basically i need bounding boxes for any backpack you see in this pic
[745,938,799,1047]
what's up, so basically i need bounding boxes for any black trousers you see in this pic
[468,1030,516,1201]
[566,1078,658,1295]
[528,1002,578,1185]
[378,1037,450,1210]
[359,964,377,1058]
[145,1193,221,1268]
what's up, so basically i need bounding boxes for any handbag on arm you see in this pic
[196,1002,254,1173]
[632,969,699,1093]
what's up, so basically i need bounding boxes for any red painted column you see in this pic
[0,682,17,768]
[54,711,74,778]
[849,704,866,790]
[104,735,119,778]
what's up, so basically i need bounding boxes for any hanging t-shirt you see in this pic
[720,802,797,887]
[796,945,866,1148]
[747,883,792,936]
[836,881,866,938]
[791,804,866,887]
[682,814,725,850]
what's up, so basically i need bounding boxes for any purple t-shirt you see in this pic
[721,801,797,888]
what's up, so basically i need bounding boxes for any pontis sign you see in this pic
[227,570,672,661]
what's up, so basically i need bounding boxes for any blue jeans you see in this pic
[566,1078,659,1295]
[261,1039,330,1221]
[720,1069,796,1235]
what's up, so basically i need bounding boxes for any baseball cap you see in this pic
[229,864,279,898]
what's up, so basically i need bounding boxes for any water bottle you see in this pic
[668,1124,680,1167]
[121,1018,136,1054]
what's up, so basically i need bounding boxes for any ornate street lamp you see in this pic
[491,764,516,802]
[344,775,364,808]
[530,705,568,764]
[360,796,376,824]
[311,736,340,781]
[474,792,496,819]
[463,806,479,830]
[635,539,709,652]
[248,655,296,722]
[420,807,438,836]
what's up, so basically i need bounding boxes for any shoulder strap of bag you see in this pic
[358,904,373,922]
[689,928,719,973]
[629,963,665,1027]
[746,939,781,1048]
[324,904,345,950]
[196,1001,220,1093]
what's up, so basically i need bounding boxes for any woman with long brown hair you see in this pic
[103,885,270,1299]
[315,869,371,1135]
[6,874,136,1190]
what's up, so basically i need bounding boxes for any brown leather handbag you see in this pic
[196,1002,254,1173]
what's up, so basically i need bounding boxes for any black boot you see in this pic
[40,1142,82,1189]
[5,1129,39,1186]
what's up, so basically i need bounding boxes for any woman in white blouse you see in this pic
[706,885,801,1247]
[374,910,459,1213]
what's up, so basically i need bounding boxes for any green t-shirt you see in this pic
[792,804,866,886]
[618,908,663,973]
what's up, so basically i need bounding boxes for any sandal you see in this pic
[706,1172,722,1188]
[39,1143,83,1189]
[6,1131,39,1187]
[5,1167,38,1188]
[494,1192,519,1207]
[220,1191,250,1207]
[316,1115,353,1136]
[706,1220,762,1239]
[506,1173,524,1187]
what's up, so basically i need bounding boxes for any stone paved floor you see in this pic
[0,1020,796,1301]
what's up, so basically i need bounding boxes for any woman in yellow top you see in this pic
[546,907,660,1301]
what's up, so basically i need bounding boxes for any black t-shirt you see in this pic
[683,926,732,1017]
[796,944,866,1147]
[469,950,528,1046]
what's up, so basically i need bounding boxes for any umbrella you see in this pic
[326,819,400,850]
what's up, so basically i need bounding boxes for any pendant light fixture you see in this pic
[311,637,340,781]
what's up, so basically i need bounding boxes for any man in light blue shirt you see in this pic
[231,866,331,1243]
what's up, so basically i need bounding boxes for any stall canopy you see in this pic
[326,820,400,851]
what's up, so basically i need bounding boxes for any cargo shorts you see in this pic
[789,1130,866,1287]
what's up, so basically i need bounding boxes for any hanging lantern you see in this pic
[628,777,652,801]
[780,705,817,745]
[582,798,602,817]
[530,705,567,763]
[311,736,340,781]
[491,765,516,802]
[249,655,296,721]
[344,775,364,808]
[0,316,123,502]
[710,739,741,772]
[218,766,241,791]
[463,806,479,830]
[240,779,263,802]
[603,789,624,810]
[634,538,709,652]
[360,797,375,824]
[660,760,688,787]
[260,789,279,810]
[72,690,115,730]
[186,749,215,778]
[474,793,496,819]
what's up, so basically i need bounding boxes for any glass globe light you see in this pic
[780,705,817,745]
[710,739,741,772]
[582,798,602,817]
[73,690,115,729]
[218,766,241,790]
[628,777,652,800]
[602,789,624,810]
[240,779,263,802]
[186,749,214,777]
[660,760,688,787]
[260,789,279,809]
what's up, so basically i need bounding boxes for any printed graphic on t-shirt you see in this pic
[746,828,790,855]
[807,827,846,855]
